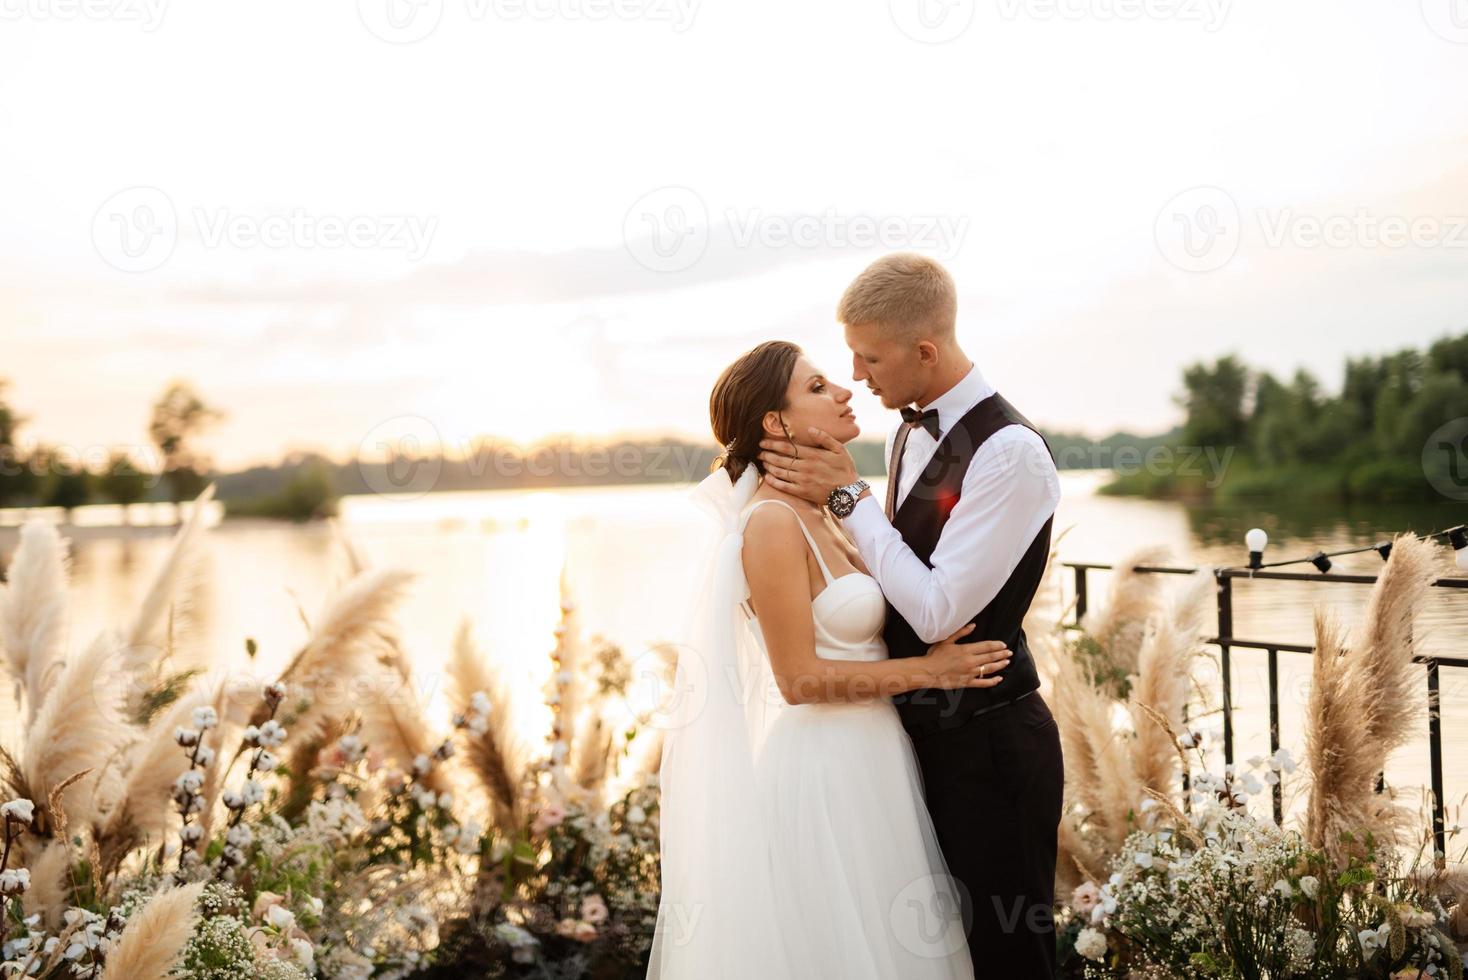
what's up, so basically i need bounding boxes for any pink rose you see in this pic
[580,894,609,925]
[532,803,566,835]
[1071,882,1100,915]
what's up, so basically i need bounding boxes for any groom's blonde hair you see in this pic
[837,252,957,345]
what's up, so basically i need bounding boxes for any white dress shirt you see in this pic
[841,362,1061,645]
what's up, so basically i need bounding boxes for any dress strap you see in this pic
[740,498,835,586]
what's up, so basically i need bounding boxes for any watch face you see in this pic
[830,489,853,515]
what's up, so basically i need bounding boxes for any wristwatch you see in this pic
[826,479,870,519]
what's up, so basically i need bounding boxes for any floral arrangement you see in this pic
[0,496,666,979]
[1039,535,1468,978]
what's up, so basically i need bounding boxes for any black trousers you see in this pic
[909,692,1065,979]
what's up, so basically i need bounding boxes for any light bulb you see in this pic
[1245,528,1268,552]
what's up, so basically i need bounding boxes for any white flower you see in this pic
[256,750,279,771]
[290,937,314,970]
[1,799,35,826]
[194,745,216,768]
[0,869,30,895]
[241,779,265,805]
[1270,747,1297,773]
[267,904,296,931]
[412,754,431,777]
[191,706,218,730]
[627,804,647,825]
[1075,927,1107,961]
[222,790,246,811]
[1272,879,1293,899]
[264,681,287,704]
[174,727,200,747]
[1299,875,1319,899]
[469,691,492,716]
[415,789,438,810]
[226,824,254,849]
[1134,852,1154,869]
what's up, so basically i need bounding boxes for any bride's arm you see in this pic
[742,505,1011,706]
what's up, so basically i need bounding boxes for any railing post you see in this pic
[1428,658,1446,869]
[1073,565,1088,625]
[1216,571,1234,767]
[1267,647,1282,825]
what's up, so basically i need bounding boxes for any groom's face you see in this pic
[844,321,924,410]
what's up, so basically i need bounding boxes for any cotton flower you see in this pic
[264,681,287,705]
[255,720,287,748]
[179,823,205,843]
[0,869,30,895]
[1270,748,1296,773]
[226,824,254,849]
[194,745,216,768]
[1075,927,1107,961]
[469,691,492,716]
[191,706,219,730]
[412,754,431,777]
[1,799,35,827]
[256,750,279,771]
[174,726,201,747]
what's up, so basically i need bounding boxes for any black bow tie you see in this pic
[900,406,941,440]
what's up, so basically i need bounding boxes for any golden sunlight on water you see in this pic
[2,472,1466,833]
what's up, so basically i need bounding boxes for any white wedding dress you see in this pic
[647,469,973,980]
[736,499,974,979]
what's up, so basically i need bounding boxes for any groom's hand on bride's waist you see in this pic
[758,428,866,506]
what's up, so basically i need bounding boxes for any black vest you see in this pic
[882,391,1056,737]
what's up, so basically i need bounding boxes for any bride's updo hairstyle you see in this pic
[708,340,802,482]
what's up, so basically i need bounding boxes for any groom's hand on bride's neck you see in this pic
[757,428,867,507]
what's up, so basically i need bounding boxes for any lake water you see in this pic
[3,472,1466,838]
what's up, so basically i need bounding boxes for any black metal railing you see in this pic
[1063,561,1468,864]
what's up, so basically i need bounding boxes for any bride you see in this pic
[646,340,1014,979]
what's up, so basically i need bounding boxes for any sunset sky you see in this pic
[3,0,1468,470]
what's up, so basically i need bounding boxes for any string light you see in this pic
[1238,524,1467,574]
[1245,528,1268,569]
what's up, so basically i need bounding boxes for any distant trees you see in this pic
[1167,332,1468,500]
[148,381,224,523]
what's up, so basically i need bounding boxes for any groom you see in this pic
[757,253,1065,978]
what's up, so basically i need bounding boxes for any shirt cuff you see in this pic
[840,492,886,544]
